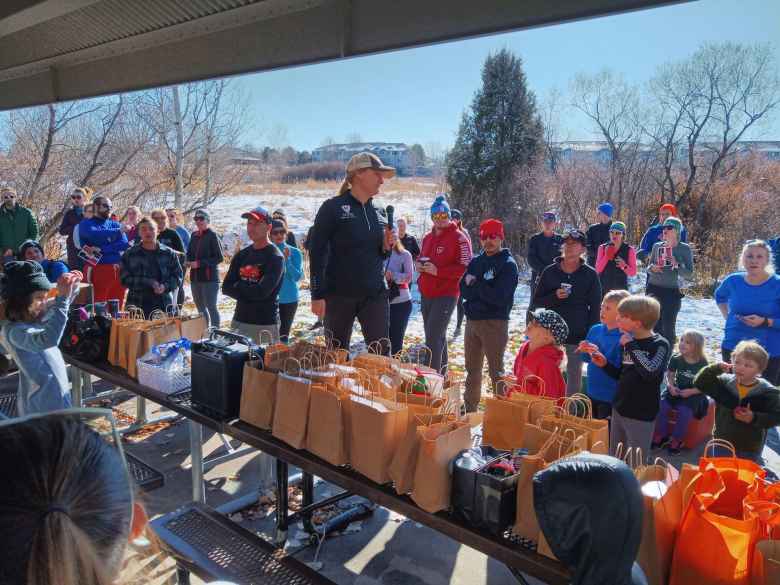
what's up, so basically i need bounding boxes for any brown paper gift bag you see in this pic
[271,372,313,449]
[558,394,610,454]
[636,460,682,585]
[500,375,558,425]
[349,394,408,484]
[128,319,179,379]
[306,384,350,466]
[178,313,207,341]
[239,360,278,430]
[752,540,780,585]
[118,319,149,370]
[389,412,454,495]
[411,419,472,513]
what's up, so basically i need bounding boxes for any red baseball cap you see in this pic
[479,219,504,240]
[241,206,271,223]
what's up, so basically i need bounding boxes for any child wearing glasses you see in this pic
[0,262,82,414]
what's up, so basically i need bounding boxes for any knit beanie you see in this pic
[430,195,451,217]
[609,221,626,234]
[17,239,44,260]
[597,202,614,218]
[662,216,683,234]
[0,260,53,300]
[479,219,504,240]
[451,209,463,221]
[659,203,678,216]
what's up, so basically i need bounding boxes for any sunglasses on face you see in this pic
[95,202,111,209]
[431,212,449,221]
[194,217,206,222]
[3,195,15,200]
[662,226,675,231]
[271,229,286,236]
[71,195,83,200]
[610,230,623,235]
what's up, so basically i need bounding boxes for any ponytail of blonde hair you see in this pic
[338,174,352,196]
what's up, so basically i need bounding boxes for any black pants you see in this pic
[279,302,299,343]
[722,348,780,386]
[590,398,613,421]
[455,296,465,330]
[389,300,413,356]
[324,293,389,354]
[646,284,682,346]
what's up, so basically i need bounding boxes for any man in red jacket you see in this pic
[417,194,472,374]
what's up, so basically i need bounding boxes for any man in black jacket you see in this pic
[120,216,183,318]
[309,153,395,352]
[460,219,518,412]
[526,211,563,296]
[531,230,602,396]
[223,206,285,343]
[586,202,613,267]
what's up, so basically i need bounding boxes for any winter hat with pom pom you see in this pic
[430,194,451,218]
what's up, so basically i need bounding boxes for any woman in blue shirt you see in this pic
[270,219,303,343]
[715,240,780,384]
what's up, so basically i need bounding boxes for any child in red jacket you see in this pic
[511,308,569,401]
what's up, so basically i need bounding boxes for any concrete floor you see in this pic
[3,367,779,585]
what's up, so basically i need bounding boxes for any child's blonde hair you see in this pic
[603,289,630,305]
[617,294,660,330]
[678,330,706,362]
[732,340,769,372]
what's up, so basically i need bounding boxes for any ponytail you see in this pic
[338,175,351,196]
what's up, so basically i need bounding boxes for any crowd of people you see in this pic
[1,151,779,461]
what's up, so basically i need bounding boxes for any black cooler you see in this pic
[191,330,263,419]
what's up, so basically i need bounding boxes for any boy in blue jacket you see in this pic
[578,289,630,419]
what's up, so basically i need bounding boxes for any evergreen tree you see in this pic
[447,49,543,247]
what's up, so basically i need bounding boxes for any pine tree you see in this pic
[447,49,543,247]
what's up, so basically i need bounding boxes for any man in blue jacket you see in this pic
[76,195,130,306]
[460,219,519,412]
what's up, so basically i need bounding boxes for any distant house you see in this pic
[312,142,413,174]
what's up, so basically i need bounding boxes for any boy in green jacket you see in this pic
[694,340,780,463]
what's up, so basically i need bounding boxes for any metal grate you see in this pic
[168,389,192,405]
[0,391,17,418]
[162,507,317,584]
[126,452,164,491]
[504,530,539,552]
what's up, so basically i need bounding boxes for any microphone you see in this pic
[386,205,395,230]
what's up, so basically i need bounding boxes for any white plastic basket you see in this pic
[137,353,191,394]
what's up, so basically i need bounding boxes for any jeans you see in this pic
[279,302,299,343]
[463,319,509,412]
[646,284,682,346]
[389,300,413,356]
[564,344,584,396]
[421,296,457,375]
[324,293,390,354]
[191,281,221,328]
[654,398,693,442]
[455,296,465,330]
[722,348,780,386]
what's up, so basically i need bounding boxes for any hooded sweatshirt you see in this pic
[527,231,564,283]
[460,248,518,321]
[511,340,566,401]
[694,363,780,455]
[581,323,623,404]
[534,453,647,585]
[418,222,472,299]
[531,257,602,345]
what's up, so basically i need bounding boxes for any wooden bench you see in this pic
[151,502,338,585]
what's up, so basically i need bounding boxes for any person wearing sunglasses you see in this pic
[585,202,614,267]
[527,210,563,297]
[120,216,183,319]
[637,202,688,262]
[270,219,303,343]
[0,262,82,413]
[0,409,148,585]
[76,195,129,306]
[272,209,298,248]
[594,221,637,296]
[645,216,693,347]
[308,153,395,352]
[58,187,92,269]
[531,229,602,396]
[149,209,186,311]
[0,188,38,263]
[186,209,224,328]
[417,194,473,375]
[460,219,518,411]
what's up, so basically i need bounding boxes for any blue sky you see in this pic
[236,0,780,152]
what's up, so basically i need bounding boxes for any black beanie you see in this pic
[0,261,54,300]
[17,239,44,260]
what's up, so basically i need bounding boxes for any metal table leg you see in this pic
[70,366,83,407]
[189,420,205,504]
[136,396,148,426]
[275,458,289,545]
[301,472,315,533]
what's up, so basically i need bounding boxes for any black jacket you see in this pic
[531,258,601,344]
[460,249,518,321]
[120,243,183,311]
[534,453,648,585]
[58,207,83,267]
[309,190,389,300]
[599,242,631,294]
[400,234,420,259]
[158,227,185,261]
[586,222,611,266]
[527,232,563,281]
[222,243,284,325]
[186,228,224,282]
